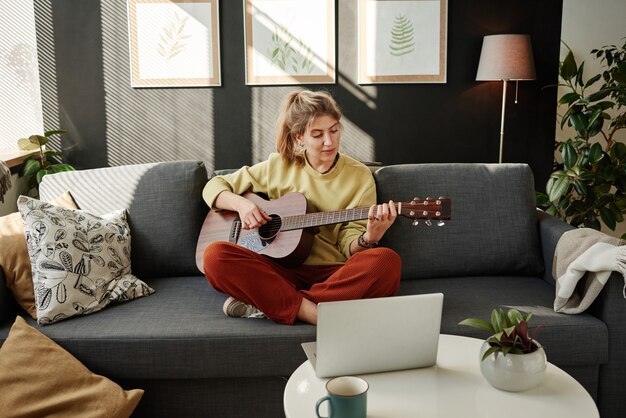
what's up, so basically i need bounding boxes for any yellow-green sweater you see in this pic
[202,153,375,265]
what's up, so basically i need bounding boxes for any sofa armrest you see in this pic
[536,209,575,286]
[0,268,17,325]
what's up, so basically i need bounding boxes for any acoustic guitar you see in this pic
[195,192,451,272]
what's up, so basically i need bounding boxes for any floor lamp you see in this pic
[476,34,536,163]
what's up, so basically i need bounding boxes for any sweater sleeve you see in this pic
[202,161,269,210]
[336,179,377,259]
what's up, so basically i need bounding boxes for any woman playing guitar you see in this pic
[202,90,401,325]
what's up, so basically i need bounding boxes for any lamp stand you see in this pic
[498,79,507,164]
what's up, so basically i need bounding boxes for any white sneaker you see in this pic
[222,296,266,319]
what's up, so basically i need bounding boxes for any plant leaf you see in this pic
[458,318,494,334]
[560,50,577,81]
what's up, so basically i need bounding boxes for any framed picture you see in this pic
[358,0,447,84]
[244,0,336,85]
[127,0,221,87]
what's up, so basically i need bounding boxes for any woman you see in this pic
[202,90,401,325]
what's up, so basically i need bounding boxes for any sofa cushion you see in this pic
[0,191,78,319]
[397,276,609,367]
[0,276,314,380]
[375,163,544,279]
[0,316,143,417]
[39,161,209,278]
[18,196,154,325]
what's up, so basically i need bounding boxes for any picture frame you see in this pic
[358,0,447,84]
[244,0,336,85]
[127,0,221,88]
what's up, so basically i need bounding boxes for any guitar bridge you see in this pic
[231,219,242,243]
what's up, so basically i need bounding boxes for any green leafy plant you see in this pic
[459,308,540,361]
[17,129,75,189]
[536,40,626,236]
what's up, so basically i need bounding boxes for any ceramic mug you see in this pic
[315,376,368,418]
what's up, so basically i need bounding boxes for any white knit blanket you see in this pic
[553,228,626,314]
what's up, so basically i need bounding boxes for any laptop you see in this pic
[301,293,444,378]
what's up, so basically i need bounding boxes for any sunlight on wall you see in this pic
[251,88,375,165]
[0,0,43,149]
[101,1,215,168]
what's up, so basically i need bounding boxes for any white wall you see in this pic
[0,0,43,150]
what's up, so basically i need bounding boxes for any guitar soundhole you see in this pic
[258,214,281,240]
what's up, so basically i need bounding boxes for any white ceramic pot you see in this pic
[479,340,547,392]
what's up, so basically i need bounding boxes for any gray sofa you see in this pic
[0,160,623,418]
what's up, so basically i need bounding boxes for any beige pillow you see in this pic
[0,191,78,318]
[0,316,143,417]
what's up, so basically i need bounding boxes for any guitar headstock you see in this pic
[398,197,451,226]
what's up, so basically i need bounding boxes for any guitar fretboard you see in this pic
[281,205,397,231]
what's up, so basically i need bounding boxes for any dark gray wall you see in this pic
[34,0,562,191]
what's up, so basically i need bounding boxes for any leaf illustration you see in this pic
[122,246,130,260]
[90,234,104,245]
[54,229,67,241]
[389,14,415,56]
[90,244,103,253]
[74,275,96,297]
[32,221,48,242]
[156,12,190,62]
[44,213,66,227]
[92,255,105,267]
[29,209,46,219]
[56,283,67,303]
[105,233,115,243]
[72,239,90,252]
[108,261,118,270]
[39,259,65,272]
[43,243,55,257]
[108,247,123,265]
[59,250,73,271]
[87,220,102,232]
[73,230,88,243]
[74,255,91,276]
[38,287,52,310]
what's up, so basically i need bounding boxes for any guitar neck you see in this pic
[281,204,399,231]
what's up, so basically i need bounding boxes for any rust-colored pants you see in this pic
[203,241,402,324]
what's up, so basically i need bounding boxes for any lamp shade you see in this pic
[476,34,536,81]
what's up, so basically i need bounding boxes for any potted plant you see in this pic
[536,40,626,237]
[17,129,75,191]
[459,308,546,392]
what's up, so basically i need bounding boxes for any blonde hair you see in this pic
[276,90,343,166]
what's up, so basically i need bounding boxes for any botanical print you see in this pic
[128,0,221,87]
[269,25,314,75]
[245,0,335,85]
[389,14,415,57]
[359,0,447,83]
[157,12,190,61]
[18,196,155,324]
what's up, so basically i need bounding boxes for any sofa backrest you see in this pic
[374,163,543,279]
[39,161,208,279]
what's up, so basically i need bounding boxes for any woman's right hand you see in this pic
[237,196,272,230]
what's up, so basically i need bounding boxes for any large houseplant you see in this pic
[17,129,75,191]
[536,40,626,237]
[459,308,546,392]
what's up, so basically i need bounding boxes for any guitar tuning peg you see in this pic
[437,220,446,227]
[412,220,419,226]
[425,220,432,227]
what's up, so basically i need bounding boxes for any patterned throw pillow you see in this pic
[17,195,155,325]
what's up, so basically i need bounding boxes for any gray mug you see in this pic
[315,376,368,418]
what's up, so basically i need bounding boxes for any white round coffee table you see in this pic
[284,334,599,418]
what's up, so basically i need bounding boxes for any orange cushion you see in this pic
[0,316,143,417]
[0,191,78,318]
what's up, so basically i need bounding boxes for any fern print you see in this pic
[157,12,191,61]
[389,14,415,57]
[269,25,315,75]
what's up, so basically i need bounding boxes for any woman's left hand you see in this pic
[364,200,397,243]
